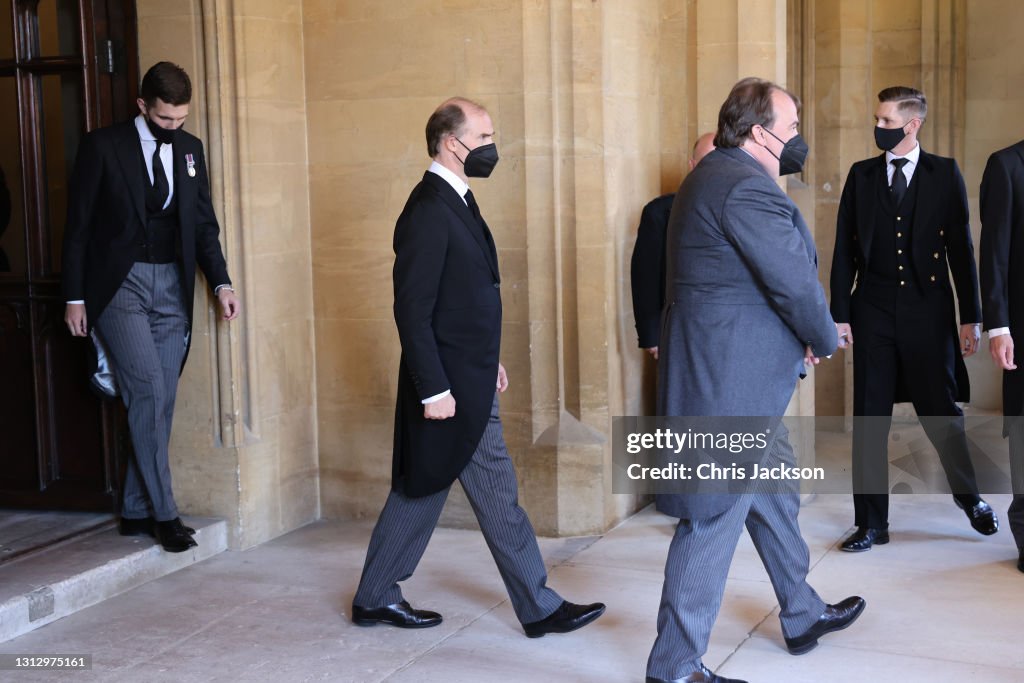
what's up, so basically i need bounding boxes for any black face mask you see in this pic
[455,138,499,178]
[144,111,179,146]
[874,125,908,152]
[762,128,809,176]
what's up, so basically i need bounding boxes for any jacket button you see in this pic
[897,249,903,254]
[898,265,904,271]
[493,282,500,289]
[939,229,944,236]
[900,281,906,286]
[897,216,902,221]
[930,275,936,282]
[933,252,940,259]
[897,232,903,238]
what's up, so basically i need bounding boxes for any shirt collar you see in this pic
[134,114,156,142]
[886,142,920,166]
[428,160,469,199]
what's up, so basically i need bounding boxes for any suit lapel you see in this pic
[422,172,500,280]
[174,139,195,226]
[909,151,936,260]
[113,122,146,224]
[857,155,886,261]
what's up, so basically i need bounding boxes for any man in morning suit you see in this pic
[630,133,715,360]
[350,97,605,637]
[646,78,864,683]
[979,138,1024,574]
[62,62,240,553]
[830,86,998,552]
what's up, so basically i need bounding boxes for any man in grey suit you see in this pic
[646,78,865,683]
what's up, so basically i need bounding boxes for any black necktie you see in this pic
[151,142,169,208]
[465,190,494,245]
[890,157,908,207]
[464,189,498,270]
[464,189,484,226]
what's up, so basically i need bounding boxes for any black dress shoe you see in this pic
[154,518,199,553]
[119,516,155,537]
[785,596,866,655]
[351,600,442,628]
[646,664,748,682]
[954,498,999,535]
[523,600,605,638]
[840,527,888,552]
[120,516,196,537]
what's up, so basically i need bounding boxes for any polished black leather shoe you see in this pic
[154,518,198,553]
[119,516,155,537]
[840,527,889,552]
[954,497,999,535]
[785,596,866,655]
[522,600,605,638]
[351,600,442,628]
[120,516,196,537]
[646,664,748,682]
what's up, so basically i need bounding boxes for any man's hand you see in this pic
[65,303,88,337]
[836,322,853,349]
[424,393,456,420]
[960,323,981,357]
[217,288,241,321]
[497,363,509,393]
[804,345,820,367]
[990,334,1016,371]
[644,346,659,360]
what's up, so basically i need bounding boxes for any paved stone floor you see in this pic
[0,489,1020,682]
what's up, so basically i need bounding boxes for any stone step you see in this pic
[0,517,226,643]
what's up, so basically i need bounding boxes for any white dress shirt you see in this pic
[135,114,175,209]
[885,142,920,187]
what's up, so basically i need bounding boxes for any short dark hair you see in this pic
[140,62,192,107]
[877,86,927,123]
[714,77,801,149]
[425,97,485,157]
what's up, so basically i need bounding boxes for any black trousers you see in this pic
[850,283,980,529]
[1007,420,1024,551]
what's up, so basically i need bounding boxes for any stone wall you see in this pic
[133,0,1012,546]
[136,0,319,549]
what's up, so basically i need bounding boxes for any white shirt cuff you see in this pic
[67,300,84,304]
[989,327,1010,338]
[422,389,451,405]
[214,284,232,294]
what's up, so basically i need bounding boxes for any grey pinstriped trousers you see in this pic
[94,262,188,522]
[647,424,826,679]
[353,394,564,625]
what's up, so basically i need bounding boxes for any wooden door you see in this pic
[0,0,137,510]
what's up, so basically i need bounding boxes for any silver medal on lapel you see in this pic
[186,153,196,177]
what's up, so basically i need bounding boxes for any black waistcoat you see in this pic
[866,166,919,289]
[138,146,180,264]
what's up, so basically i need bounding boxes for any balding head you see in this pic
[689,133,716,171]
[425,97,487,158]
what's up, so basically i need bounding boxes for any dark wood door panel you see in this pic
[0,0,136,512]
